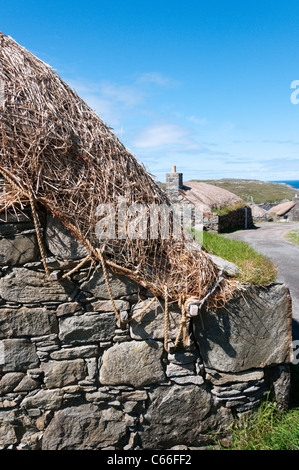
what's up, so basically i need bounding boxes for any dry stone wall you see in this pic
[0,206,293,450]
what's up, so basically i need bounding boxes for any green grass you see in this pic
[285,229,299,245]
[212,201,246,216]
[192,229,277,285]
[218,364,299,450]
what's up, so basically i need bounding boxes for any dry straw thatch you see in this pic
[0,32,234,348]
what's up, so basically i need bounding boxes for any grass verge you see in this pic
[218,364,299,450]
[285,228,299,245]
[192,229,277,285]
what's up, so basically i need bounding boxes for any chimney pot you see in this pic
[172,165,176,173]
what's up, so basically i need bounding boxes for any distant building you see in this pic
[165,167,253,232]
[268,196,299,222]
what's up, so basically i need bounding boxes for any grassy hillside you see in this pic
[190,179,297,204]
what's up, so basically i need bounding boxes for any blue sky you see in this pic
[1,0,299,182]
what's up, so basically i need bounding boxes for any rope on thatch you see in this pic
[61,254,92,279]
[0,31,237,351]
[174,296,189,349]
[98,248,122,323]
[29,190,51,279]
[130,296,158,322]
[0,165,51,278]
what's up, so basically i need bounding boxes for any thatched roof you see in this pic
[0,32,234,345]
[180,181,244,216]
[268,201,295,216]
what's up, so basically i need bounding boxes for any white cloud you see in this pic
[100,81,145,108]
[136,72,179,87]
[188,115,208,125]
[132,122,194,149]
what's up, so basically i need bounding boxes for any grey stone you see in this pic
[166,361,195,377]
[41,359,87,389]
[0,268,76,303]
[120,390,148,402]
[50,345,98,360]
[85,390,111,404]
[0,339,39,372]
[0,412,17,447]
[58,312,115,344]
[170,375,204,385]
[193,283,293,373]
[0,307,57,338]
[42,404,128,450]
[266,365,291,410]
[208,254,240,277]
[90,299,130,312]
[21,389,64,410]
[0,372,24,395]
[84,358,97,384]
[13,375,39,392]
[0,233,39,266]
[81,268,139,300]
[168,351,197,364]
[140,384,233,449]
[45,215,88,260]
[56,302,82,317]
[100,340,165,388]
[130,299,187,341]
[205,368,265,386]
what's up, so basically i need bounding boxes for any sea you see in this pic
[271,180,299,189]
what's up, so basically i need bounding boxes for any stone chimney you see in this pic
[166,166,183,203]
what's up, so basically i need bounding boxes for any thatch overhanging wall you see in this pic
[0,32,234,346]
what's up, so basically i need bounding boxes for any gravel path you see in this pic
[225,222,299,341]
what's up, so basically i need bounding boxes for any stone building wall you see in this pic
[175,193,254,233]
[0,205,293,450]
[287,197,299,222]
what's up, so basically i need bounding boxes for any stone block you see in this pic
[0,412,18,447]
[50,345,98,360]
[0,233,39,266]
[58,312,115,344]
[193,283,293,373]
[21,389,64,410]
[13,375,40,392]
[56,302,82,317]
[99,340,165,388]
[0,372,24,395]
[81,268,139,300]
[130,299,186,341]
[0,339,39,372]
[41,359,87,389]
[45,215,88,260]
[42,404,128,450]
[0,267,76,303]
[140,384,233,449]
[90,299,130,312]
[0,307,57,338]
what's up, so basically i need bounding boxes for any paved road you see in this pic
[225,222,299,341]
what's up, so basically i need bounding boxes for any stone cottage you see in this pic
[165,167,253,232]
[268,196,299,222]
[0,32,294,450]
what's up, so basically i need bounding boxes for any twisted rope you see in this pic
[61,255,91,279]
[163,285,170,352]
[28,190,51,280]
